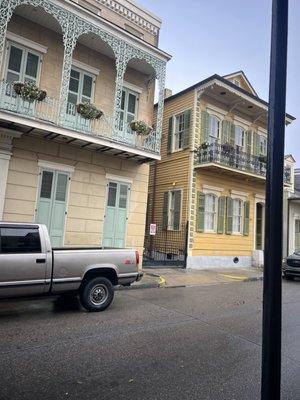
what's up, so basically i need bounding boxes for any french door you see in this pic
[35,170,69,247]
[102,181,130,248]
[118,88,138,143]
[66,67,95,130]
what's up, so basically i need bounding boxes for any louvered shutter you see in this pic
[201,111,210,144]
[217,196,226,234]
[162,192,169,229]
[196,192,205,232]
[173,191,182,230]
[183,110,191,149]
[167,117,173,154]
[253,132,260,156]
[243,201,250,236]
[226,197,233,234]
[246,130,252,154]
[230,123,235,147]
[221,120,231,144]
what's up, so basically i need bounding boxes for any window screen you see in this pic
[0,227,41,253]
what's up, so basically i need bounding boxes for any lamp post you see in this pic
[261,1,289,399]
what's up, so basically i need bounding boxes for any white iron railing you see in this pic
[0,81,158,154]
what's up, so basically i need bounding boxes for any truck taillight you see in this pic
[135,251,140,266]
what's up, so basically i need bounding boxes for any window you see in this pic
[163,190,182,231]
[174,113,185,150]
[0,227,41,253]
[259,135,267,155]
[204,194,217,231]
[232,199,243,234]
[167,111,191,153]
[5,42,41,86]
[120,88,139,132]
[209,115,220,143]
[67,67,95,115]
[235,126,245,148]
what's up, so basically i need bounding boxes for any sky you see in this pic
[140,0,300,165]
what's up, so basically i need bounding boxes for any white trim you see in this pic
[105,173,133,184]
[206,104,227,120]
[233,115,249,130]
[255,194,265,202]
[6,31,48,54]
[123,80,143,94]
[231,190,249,201]
[37,160,75,174]
[202,184,223,197]
[72,59,100,76]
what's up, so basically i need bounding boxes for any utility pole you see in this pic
[261,1,289,399]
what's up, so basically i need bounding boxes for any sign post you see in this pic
[261,1,289,399]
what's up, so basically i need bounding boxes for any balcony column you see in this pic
[113,42,130,135]
[155,64,166,153]
[0,1,13,73]
[59,16,78,124]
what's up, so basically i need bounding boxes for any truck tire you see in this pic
[80,277,114,312]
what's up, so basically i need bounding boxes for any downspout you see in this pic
[149,160,158,255]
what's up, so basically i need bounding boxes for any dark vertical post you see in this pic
[261,1,288,400]
[183,220,189,269]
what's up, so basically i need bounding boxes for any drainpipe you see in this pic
[149,160,158,257]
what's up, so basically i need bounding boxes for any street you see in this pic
[0,280,299,400]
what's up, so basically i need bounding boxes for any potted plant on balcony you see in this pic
[258,154,267,163]
[130,120,152,136]
[76,103,103,120]
[13,81,47,102]
[221,142,234,154]
[200,141,209,150]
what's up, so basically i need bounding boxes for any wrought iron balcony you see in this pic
[0,82,158,154]
[196,142,292,184]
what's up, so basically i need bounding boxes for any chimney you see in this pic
[164,88,172,99]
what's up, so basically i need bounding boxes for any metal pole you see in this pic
[261,1,288,399]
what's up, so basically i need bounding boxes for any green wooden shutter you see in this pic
[226,197,233,234]
[167,117,173,154]
[253,132,260,156]
[243,200,250,236]
[246,130,252,154]
[217,196,226,234]
[163,192,169,229]
[173,190,182,230]
[230,123,235,147]
[183,110,191,149]
[196,192,205,232]
[200,111,210,144]
[221,120,231,144]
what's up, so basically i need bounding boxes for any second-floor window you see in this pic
[67,67,95,115]
[259,135,267,155]
[120,88,139,131]
[209,115,220,143]
[235,126,245,150]
[167,110,191,153]
[5,42,41,86]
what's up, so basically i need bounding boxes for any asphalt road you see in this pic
[0,280,299,400]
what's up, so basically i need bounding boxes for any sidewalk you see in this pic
[125,266,263,290]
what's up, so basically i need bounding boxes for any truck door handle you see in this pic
[36,258,46,264]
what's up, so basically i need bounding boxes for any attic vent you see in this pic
[233,79,240,87]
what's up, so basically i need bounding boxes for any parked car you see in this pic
[282,253,300,280]
[0,223,142,311]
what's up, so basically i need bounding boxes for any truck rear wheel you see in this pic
[80,277,114,311]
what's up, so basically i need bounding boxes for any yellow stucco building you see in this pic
[0,0,170,257]
[146,71,295,269]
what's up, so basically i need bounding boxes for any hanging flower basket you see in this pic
[258,154,267,163]
[76,103,103,120]
[130,120,152,136]
[200,141,209,150]
[13,81,47,102]
[221,142,234,154]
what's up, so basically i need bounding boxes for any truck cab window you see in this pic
[0,228,41,253]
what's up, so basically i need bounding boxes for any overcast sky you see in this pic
[141,0,300,165]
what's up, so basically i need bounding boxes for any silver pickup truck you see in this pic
[0,222,143,311]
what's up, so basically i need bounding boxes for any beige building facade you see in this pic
[0,0,170,256]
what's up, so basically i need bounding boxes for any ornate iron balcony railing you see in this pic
[0,82,158,154]
[196,142,292,184]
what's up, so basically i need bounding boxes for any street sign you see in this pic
[149,223,157,236]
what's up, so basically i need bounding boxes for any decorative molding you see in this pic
[106,173,133,183]
[123,80,143,94]
[95,0,161,36]
[231,189,249,200]
[202,184,223,196]
[38,160,75,173]
[72,59,100,76]
[6,31,48,53]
